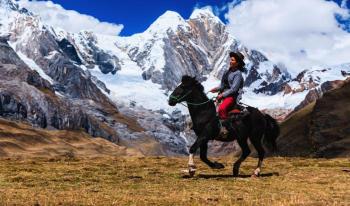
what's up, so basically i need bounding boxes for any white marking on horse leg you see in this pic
[253,167,261,176]
[188,153,194,166]
[252,159,263,177]
[257,159,263,175]
[188,153,196,177]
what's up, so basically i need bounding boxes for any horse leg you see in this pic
[187,153,196,177]
[187,137,206,176]
[200,142,224,169]
[249,130,265,177]
[233,136,250,177]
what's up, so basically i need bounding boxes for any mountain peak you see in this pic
[146,10,187,34]
[160,10,183,19]
[189,7,222,24]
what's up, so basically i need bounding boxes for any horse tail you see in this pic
[263,114,280,152]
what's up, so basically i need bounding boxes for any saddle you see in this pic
[227,104,249,120]
[217,104,249,140]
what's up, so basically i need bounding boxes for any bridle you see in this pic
[170,88,215,107]
[169,90,192,103]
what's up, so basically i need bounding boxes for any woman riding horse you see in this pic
[210,52,245,119]
[210,51,246,139]
[168,62,279,177]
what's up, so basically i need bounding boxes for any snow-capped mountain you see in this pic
[0,0,349,155]
[60,7,294,112]
[0,0,190,155]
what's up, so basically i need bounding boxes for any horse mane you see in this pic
[181,75,195,83]
[196,82,204,92]
[181,75,204,93]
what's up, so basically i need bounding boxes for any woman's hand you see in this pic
[210,88,219,93]
[217,94,223,101]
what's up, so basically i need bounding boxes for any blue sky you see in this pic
[42,0,232,36]
[30,0,349,36]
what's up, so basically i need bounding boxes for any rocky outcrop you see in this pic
[247,59,290,95]
[8,15,110,102]
[0,33,163,154]
[118,105,188,155]
[291,77,350,116]
[0,92,27,120]
[67,31,121,74]
[57,38,82,64]
[244,49,271,88]
[292,88,322,113]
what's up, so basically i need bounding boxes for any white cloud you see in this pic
[17,0,124,36]
[225,0,350,75]
[193,4,218,16]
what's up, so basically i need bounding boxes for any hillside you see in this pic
[278,79,350,157]
[0,118,141,158]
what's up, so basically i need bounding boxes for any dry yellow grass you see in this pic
[0,156,349,205]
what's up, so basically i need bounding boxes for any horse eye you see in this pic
[178,84,185,89]
[180,83,188,88]
[177,87,184,93]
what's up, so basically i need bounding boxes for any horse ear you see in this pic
[191,76,200,85]
[181,75,199,87]
[181,75,193,84]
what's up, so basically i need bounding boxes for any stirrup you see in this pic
[218,119,236,139]
[218,125,229,139]
[219,126,229,136]
[221,118,232,130]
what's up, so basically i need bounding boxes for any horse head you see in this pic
[168,75,201,106]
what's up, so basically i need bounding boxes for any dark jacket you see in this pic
[218,69,244,98]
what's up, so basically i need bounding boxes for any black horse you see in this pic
[168,76,280,177]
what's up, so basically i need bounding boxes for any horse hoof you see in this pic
[251,168,260,178]
[251,174,259,178]
[189,169,196,177]
[188,165,196,177]
[233,168,239,177]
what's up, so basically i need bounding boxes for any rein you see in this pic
[170,90,215,108]
[170,90,193,102]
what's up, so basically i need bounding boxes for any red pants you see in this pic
[218,96,235,119]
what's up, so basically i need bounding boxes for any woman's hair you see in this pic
[229,51,246,71]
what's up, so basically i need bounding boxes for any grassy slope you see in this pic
[0,156,348,205]
[309,80,350,157]
[277,102,316,156]
[0,118,141,158]
[278,80,350,157]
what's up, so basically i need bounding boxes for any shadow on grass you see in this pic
[342,169,350,173]
[182,172,279,179]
